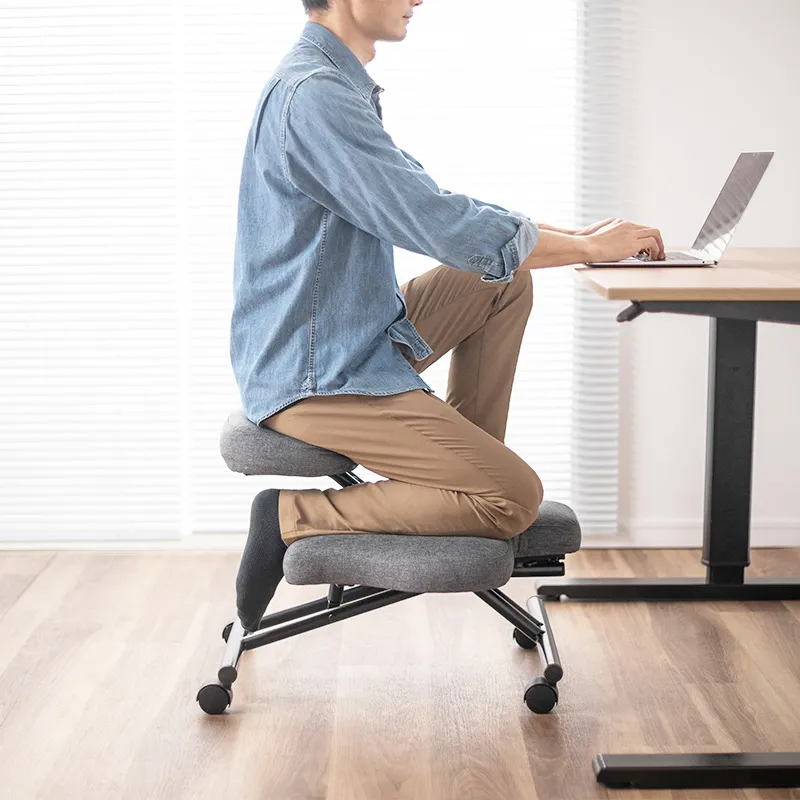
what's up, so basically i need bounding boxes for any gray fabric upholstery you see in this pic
[284,534,515,593]
[512,501,581,558]
[220,408,357,477]
[284,501,581,592]
[221,406,582,592]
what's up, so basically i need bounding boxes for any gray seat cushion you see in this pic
[284,534,515,593]
[220,408,357,477]
[283,501,581,592]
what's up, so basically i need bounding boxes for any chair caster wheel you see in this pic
[513,628,538,650]
[222,621,233,642]
[197,681,232,715]
[524,677,558,714]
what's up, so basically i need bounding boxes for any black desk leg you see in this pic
[702,315,756,582]
[594,753,800,790]
[536,316,800,602]
[537,316,800,790]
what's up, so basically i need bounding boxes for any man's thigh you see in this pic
[262,388,541,503]
[397,262,531,373]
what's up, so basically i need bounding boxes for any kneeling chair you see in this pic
[197,409,581,716]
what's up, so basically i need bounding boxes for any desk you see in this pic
[534,247,800,790]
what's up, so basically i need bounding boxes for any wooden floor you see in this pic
[0,548,798,800]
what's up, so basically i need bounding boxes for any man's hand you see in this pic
[582,218,665,262]
[547,218,665,261]
[518,218,665,272]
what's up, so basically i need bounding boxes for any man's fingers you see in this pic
[653,230,665,258]
[640,236,659,260]
[651,231,665,259]
[637,228,665,259]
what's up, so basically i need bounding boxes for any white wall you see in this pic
[611,0,800,547]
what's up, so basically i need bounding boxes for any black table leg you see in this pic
[702,315,756,582]
[594,753,800,790]
[533,310,800,789]
[536,316,800,602]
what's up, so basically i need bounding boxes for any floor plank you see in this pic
[0,548,798,800]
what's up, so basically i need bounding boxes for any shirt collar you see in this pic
[299,20,383,100]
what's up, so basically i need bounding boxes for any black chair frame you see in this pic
[197,468,567,716]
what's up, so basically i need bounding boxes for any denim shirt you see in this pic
[230,20,540,425]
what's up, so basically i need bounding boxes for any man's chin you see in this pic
[378,25,408,43]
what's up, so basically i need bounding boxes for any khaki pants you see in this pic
[262,263,544,546]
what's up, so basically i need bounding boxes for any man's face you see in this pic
[350,0,422,43]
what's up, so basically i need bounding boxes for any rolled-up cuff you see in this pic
[477,214,540,284]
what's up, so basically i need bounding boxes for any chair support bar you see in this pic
[527,594,563,683]
[512,556,565,577]
[218,619,246,685]
[241,587,419,651]
[250,584,384,632]
[330,470,365,487]
[217,583,564,687]
[477,587,545,634]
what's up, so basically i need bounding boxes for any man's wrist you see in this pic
[575,235,596,262]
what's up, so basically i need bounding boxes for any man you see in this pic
[230,0,664,631]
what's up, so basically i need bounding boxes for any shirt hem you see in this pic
[254,379,435,427]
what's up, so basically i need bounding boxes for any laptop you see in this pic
[585,151,774,267]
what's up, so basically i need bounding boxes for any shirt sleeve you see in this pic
[399,147,537,221]
[278,70,539,284]
[400,147,541,253]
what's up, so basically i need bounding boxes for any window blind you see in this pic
[0,0,626,544]
[570,0,635,534]
[0,2,183,540]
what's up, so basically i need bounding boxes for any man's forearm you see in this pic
[537,222,577,236]
[519,229,593,271]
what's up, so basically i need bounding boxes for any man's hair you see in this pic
[302,0,330,12]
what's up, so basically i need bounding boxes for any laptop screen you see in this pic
[691,151,774,261]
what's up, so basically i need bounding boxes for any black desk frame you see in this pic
[534,300,800,790]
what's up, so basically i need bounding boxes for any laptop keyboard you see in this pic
[634,252,704,262]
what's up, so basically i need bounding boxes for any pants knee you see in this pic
[478,467,543,540]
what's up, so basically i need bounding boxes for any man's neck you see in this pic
[308,13,376,66]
